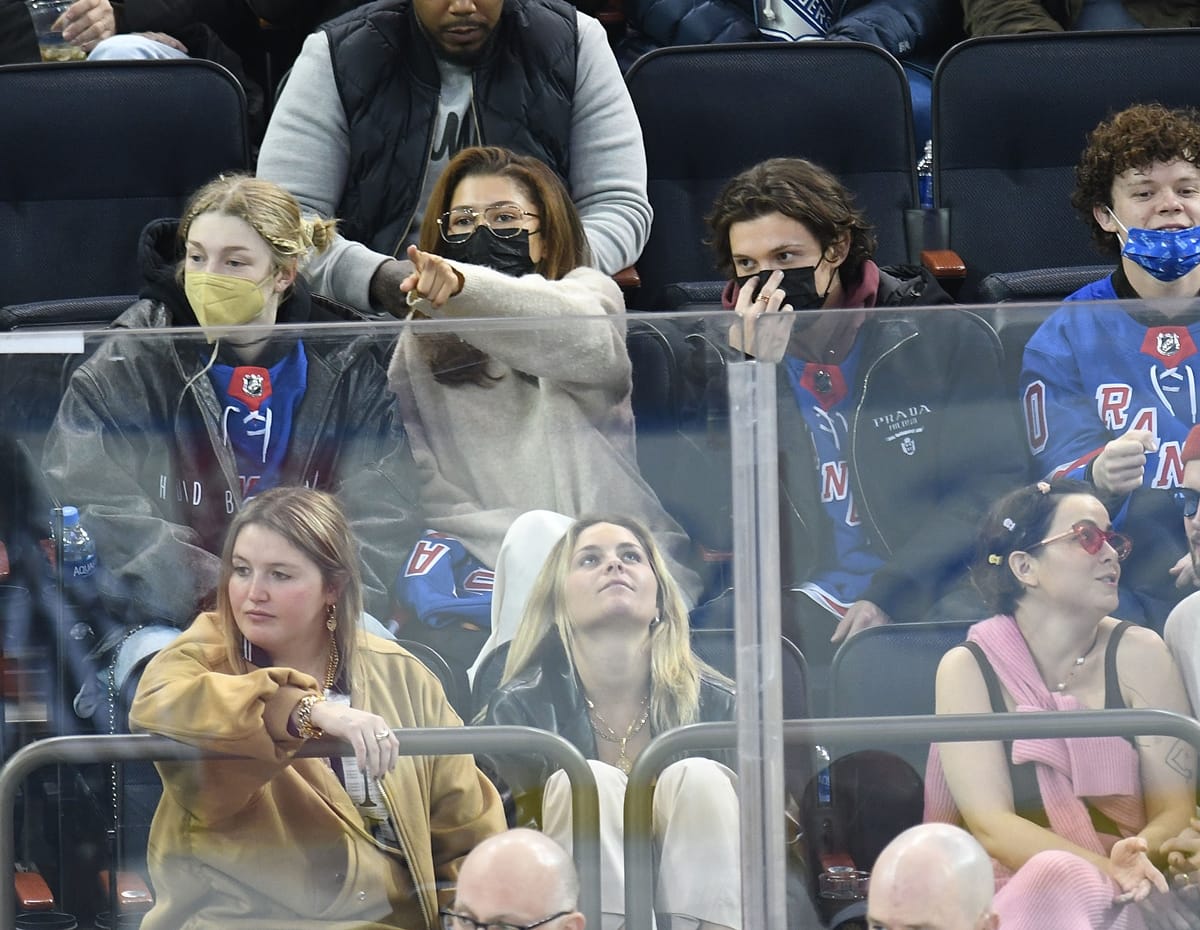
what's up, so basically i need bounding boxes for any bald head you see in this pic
[453,830,584,930]
[867,824,997,930]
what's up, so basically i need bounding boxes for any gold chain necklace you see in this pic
[585,695,650,775]
[323,635,340,693]
[1052,628,1099,693]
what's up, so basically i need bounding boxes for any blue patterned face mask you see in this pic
[1109,208,1200,282]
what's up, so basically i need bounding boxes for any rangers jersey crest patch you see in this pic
[1141,327,1197,366]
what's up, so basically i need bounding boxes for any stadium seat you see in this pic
[931,30,1200,300]
[627,317,731,590]
[396,639,469,719]
[973,269,1107,398]
[625,41,919,308]
[818,620,973,874]
[0,297,132,332]
[828,619,973,771]
[0,59,250,306]
[0,297,131,472]
[975,266,1109,306]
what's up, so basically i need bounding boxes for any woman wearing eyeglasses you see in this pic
[926,478,1197,930]
[386,146,696,672]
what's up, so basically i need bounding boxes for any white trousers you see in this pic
[542,758,741,930]
[88,34,189,59]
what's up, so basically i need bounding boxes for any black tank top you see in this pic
[962,621,1132,832]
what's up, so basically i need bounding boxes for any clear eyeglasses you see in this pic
[437,203,538,243]
[439,909,572,930]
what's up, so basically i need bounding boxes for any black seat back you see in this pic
[933,30,1200,300]
[625,41,917,307]
[0,59,249,305]
[829,620,974,771]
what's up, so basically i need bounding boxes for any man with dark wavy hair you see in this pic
[696,157,1024,705]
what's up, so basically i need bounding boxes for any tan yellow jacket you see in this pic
[130,613,505,929]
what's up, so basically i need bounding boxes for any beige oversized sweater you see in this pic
[387,262,699,599]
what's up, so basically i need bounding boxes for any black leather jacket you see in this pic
[41,220,422,638]
[478,633,736,824]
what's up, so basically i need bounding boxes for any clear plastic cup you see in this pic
[819,866,871,901]
[23,0,86,61]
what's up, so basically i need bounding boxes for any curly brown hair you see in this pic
[1073,103,1200,256]
[706,158,877,285]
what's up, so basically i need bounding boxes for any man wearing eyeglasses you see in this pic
[445,829,585,930]
[867,824,998,930]
[256,0,649,317]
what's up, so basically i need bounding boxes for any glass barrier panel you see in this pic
[0,295,1195,930]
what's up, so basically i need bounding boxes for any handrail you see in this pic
[0,726,601,928]
[623,709,1200,930]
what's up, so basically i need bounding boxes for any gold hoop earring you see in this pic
[326,603,337,632]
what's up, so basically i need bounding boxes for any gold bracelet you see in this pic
[295,693,325,740]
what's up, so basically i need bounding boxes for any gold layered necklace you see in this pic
[585,694,650,775]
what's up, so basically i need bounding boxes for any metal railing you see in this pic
[623,709,1200,930]
[0,726,601,927]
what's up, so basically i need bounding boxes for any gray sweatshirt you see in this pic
[387,262,700,600]
[257,12,652,312]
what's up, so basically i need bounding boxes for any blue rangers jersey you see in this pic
[394,531,494,630]
[1022,276,1200,494]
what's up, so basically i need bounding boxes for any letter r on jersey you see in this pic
[1095,384,1132,431]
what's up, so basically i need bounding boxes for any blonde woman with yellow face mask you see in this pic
[182,210,297,362]
[42,174,422,724]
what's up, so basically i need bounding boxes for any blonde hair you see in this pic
[502,515,725,733]
[216,486,364,695]
[179,174,337,274]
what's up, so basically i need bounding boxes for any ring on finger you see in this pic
[374,730,390,741]
[756,293,771,302]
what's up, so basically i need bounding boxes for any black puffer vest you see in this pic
[324,0,577,257]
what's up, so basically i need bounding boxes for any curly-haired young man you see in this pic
[1021,103,1200,631]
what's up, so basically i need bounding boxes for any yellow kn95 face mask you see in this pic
[184,271,274,334]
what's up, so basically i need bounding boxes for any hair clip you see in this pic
[987,554,1003,565]
[1002,518,1016,532]
[1036,481,1051,495]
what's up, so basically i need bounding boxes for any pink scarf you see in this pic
[924,615,1145,882]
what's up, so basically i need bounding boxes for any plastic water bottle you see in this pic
[917,140,934,210]
[60,505,98,598]
[815,744,832,806]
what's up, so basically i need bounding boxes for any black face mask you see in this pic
[440,227,537,278]
[734,265,829,312]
